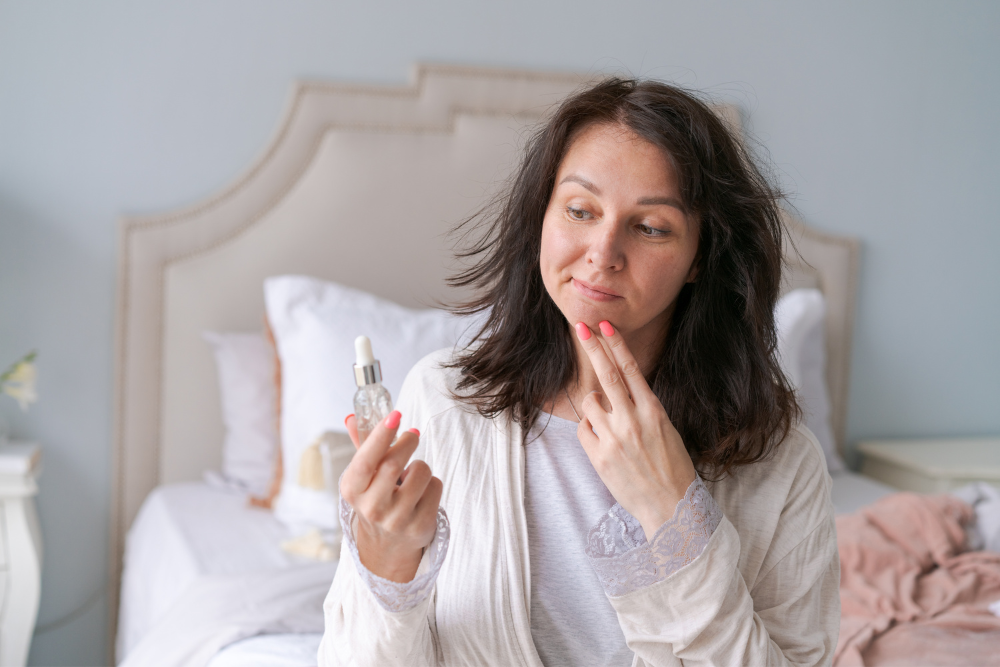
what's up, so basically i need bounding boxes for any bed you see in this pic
[111,64,892,665]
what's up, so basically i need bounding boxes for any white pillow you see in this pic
[774,289,845,473]
[202,331,279,496]
[264,275,482,530]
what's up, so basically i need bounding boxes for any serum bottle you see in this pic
[353,335,393,444]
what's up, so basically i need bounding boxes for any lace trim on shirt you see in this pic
[585,476,723,597]
[339,492,450,613]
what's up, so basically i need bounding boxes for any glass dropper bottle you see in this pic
[352,335,393,444]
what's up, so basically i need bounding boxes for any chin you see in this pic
[559,301,618,330]
[549,282,624,329]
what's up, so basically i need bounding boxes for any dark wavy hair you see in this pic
[446,77,799,477]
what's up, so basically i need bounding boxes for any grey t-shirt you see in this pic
[524,414,634,667]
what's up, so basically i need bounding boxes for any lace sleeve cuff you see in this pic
[585,476,723,597]
[339,492,450,613]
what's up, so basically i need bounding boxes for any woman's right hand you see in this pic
[342,410,443,583]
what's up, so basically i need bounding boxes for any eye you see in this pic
[566,206,592,221]
[637,223,669,238]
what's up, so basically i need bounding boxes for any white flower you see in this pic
[1,352,38,412]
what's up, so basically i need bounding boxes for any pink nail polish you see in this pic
[575,322,591,341]
[344,413,354,427]
[599,321,614,337]
[408,428,420,436]
[383,410,401,429]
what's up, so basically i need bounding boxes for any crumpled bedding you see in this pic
[834,491,1000,666]
[119,563,336,667]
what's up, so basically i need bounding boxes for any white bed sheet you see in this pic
[117,481,314,661]
[208,633,323,667]
[830,469,895,515]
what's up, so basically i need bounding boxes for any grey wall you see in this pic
[1,1,997,664]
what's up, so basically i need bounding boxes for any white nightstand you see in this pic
[857,437,1000,493]
[0,442,42,667]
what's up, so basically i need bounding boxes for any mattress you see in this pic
[830,469,895,514]
[117,481,313,661]
[120,471,896,664]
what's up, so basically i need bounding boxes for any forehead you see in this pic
[557,122,679,193]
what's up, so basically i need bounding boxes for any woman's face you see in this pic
[540,123,699,344]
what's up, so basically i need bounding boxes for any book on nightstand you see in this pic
[857,437,1000,493]
[0,441,41,476]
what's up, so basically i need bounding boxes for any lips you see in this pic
[572,278,623,302]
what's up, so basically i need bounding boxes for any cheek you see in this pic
[539,216,577,281]
[637,249,697,308]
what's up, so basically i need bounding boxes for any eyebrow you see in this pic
[637,196,687,213]
[559,174,688,213]
[560,174,601,196]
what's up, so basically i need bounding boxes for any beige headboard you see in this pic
[111,64,858,643]
[781,214,860,454]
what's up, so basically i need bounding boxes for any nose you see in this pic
[586,219,626,272]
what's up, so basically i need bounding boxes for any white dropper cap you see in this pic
[353,335,382,386]
[355,335,375,366]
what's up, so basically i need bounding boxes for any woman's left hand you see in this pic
[573,320,697,541]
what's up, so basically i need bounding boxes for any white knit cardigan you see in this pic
[319,349,840,666]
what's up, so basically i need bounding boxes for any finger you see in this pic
[580,390,612,434]
[369,428,421,496]
[574,322,633,413]
[341,410,402,496]
[395,459,433,511]
[413,476,444,533]
[577,415,600,451]
[595,320,657,408]
[345,414,360,449]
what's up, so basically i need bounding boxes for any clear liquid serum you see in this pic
[353,335,393,444]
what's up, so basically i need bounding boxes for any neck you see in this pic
[559,306,674,419]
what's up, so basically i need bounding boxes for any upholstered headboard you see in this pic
[111,64,858,642]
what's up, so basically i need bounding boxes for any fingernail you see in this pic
[383,410,401,429]
[408,428,420,436]
[575,322,592,341]
[599,321,614,337]
[344,413,354,427]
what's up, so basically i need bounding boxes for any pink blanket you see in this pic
[835,492,1000,666]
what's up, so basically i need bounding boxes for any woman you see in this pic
[319,78,839,666]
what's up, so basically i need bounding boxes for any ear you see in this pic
[685,220,701,283]
[685,258,699,283]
